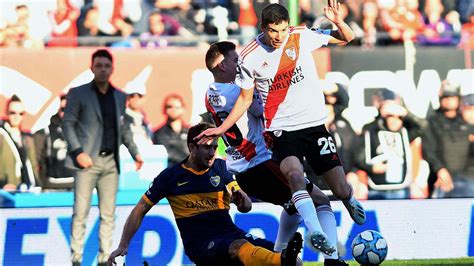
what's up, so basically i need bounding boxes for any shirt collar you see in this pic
[91,80,115,94]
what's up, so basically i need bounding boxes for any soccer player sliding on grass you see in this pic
[108,123,303,266]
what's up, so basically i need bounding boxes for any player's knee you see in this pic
[285,170,306,187]
[229,239,249,259]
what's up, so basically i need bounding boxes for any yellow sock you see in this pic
[237,242,281,266]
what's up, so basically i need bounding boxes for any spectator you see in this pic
[321,82,349,118]
[47,0,80,47]
[380,0,425,43]
[237,0,258,45]
[456,0,474,24]
[152,93,189,167]
[77,5,102,38]
[123,83,153,145]
[33,95,75,190]
[299,0,317,27]
[154,0,200,37]
[94,0,138,37]
[417,0,457,46]
[4,4,45,48]
[422,80,472,198]
[0,95,40,192]
[139,10,183,47]
[1,13,17,47]
[63,49,143,266]
[129,0,157,34]
[362,0,380,47]
[459,10,474,49]
[371,89,427,136]
[354,94,426,199]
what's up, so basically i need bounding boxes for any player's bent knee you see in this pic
[285,170,307,189]
[229,239,249,259]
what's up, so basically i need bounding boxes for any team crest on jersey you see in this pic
[208,241,215,249]
[285,47,296,60]
[273,130,282,137]
[209,175,221,187]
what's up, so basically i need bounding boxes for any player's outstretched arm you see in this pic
[324,0,355,45]
[108,197,152,265]
[196,88,254,143]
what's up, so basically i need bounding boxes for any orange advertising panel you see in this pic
[0,47,330,131]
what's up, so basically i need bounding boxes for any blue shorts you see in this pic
[185,231,275,266]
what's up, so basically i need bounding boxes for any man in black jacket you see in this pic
[152,93,189,167]
[422,81,472,198]
[34,94,75,190]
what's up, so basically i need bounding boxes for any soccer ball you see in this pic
[351,230,388,265]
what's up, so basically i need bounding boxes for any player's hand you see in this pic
[108,246,128,265]
[231,187,252,213]
[435,168,454,192]
[324,0,344,24]
[76,152,93,168]
[195,127,224,145]
[134,154,144,171]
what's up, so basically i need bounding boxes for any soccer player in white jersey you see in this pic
[204,41,349,265]
[197,1,366,256]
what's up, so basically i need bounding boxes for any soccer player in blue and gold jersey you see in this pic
[108,123,303,266]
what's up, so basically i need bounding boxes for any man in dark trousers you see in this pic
[63,49,143,266]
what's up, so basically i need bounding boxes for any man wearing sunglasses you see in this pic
[0,94,40,192]
[152,93,189,167]
[123,84,153,145]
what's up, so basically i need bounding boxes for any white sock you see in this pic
[292,190,323,233]
[274,211,302,252]
[317,205,339,259]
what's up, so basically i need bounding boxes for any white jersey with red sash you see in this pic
[236,26,331,132]
[205,82,271,174]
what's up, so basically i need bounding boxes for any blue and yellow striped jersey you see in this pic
[143,159,243,246]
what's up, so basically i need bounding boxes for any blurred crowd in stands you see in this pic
[0,0,473,48]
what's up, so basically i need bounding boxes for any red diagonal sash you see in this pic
[264,34,300,129]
